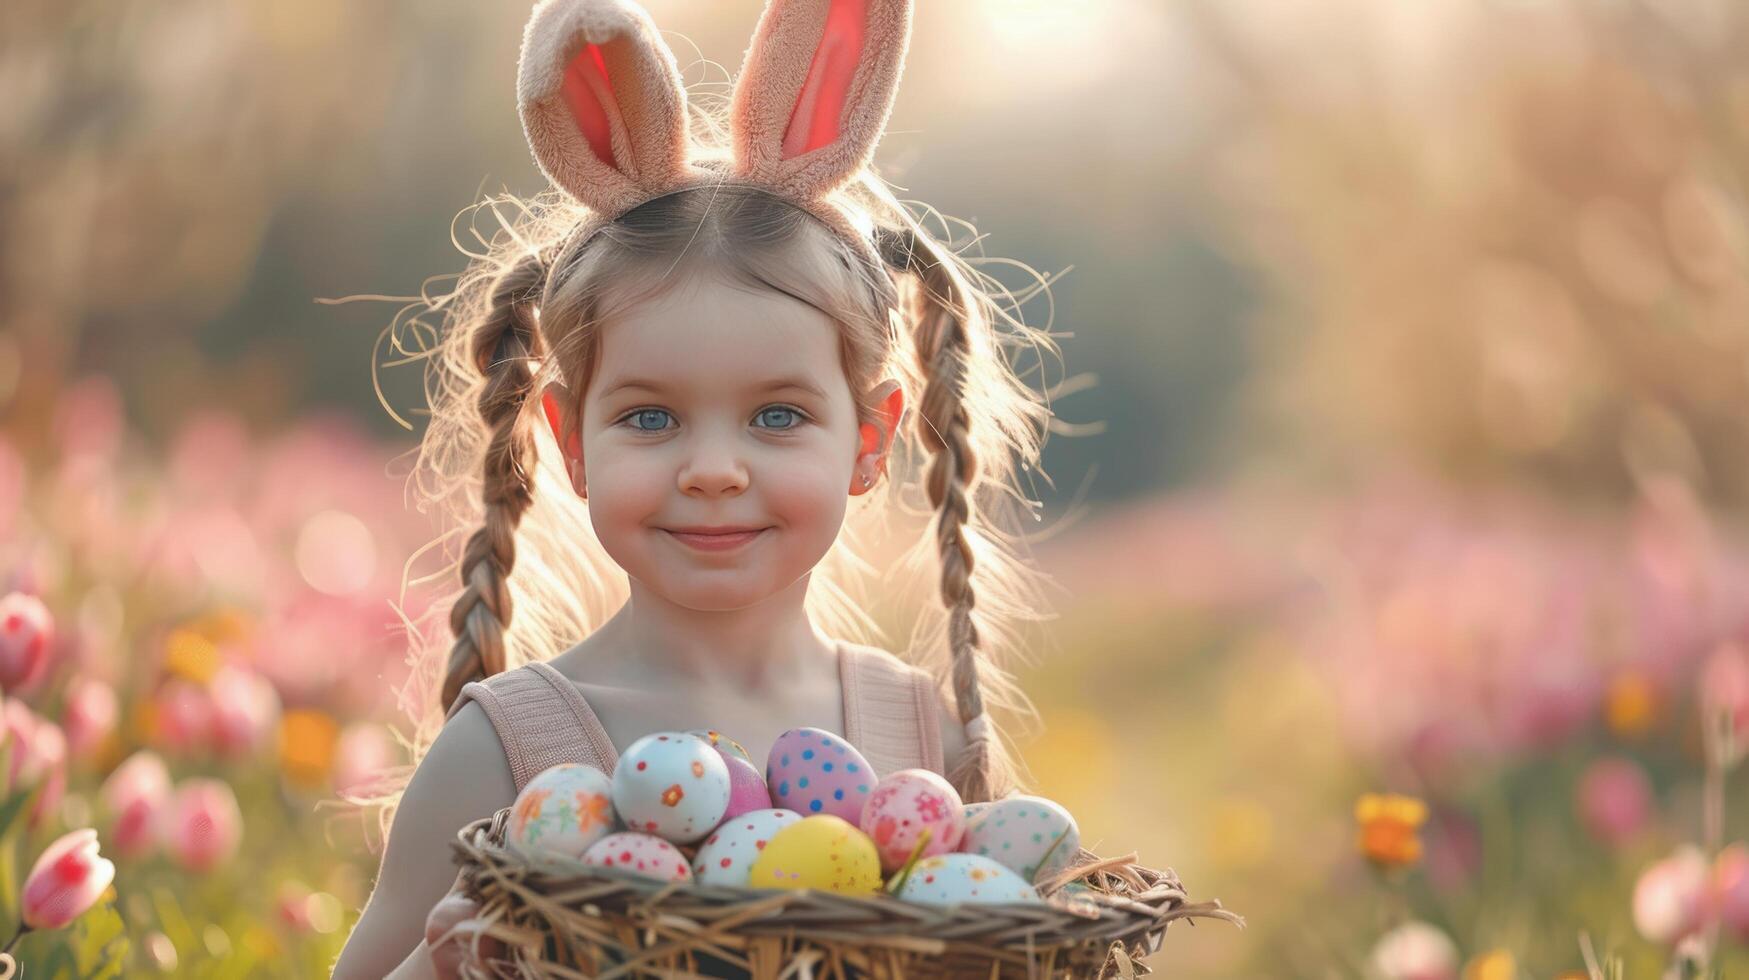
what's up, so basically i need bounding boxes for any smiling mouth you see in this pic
[662,527,772,552]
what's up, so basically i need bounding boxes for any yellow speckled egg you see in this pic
[746,815,882,894]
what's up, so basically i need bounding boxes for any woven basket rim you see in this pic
[450,804,1242,976]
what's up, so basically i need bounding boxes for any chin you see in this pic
[648,575,784,612]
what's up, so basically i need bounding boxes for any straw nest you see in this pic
[447,805,1242,979]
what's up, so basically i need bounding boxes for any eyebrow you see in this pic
[595,376,830,400]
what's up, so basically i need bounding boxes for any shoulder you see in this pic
[402,700,519,836]
[332,701,517,977]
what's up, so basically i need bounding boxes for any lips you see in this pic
[662,526,771,552]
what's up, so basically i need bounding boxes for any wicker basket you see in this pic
[448,805,1240,979]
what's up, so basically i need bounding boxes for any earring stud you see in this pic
[862,474,872,487]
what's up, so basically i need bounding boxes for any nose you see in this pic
[676,440,749,498]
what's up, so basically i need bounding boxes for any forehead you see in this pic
[590,273,846,395]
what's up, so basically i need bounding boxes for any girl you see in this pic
[333,0,1060,975]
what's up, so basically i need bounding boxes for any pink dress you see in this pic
[444,640,947,793]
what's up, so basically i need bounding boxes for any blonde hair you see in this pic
[362,125,1063,831]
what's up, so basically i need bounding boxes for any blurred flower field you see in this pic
[0,379,429,976]
[1023,476,1749,976]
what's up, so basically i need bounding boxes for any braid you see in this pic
[439,251,550,714]
[876,225,1013,803]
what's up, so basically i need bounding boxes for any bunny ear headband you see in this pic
[517,0,913,271]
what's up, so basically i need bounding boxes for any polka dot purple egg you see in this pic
[764,727,877,823]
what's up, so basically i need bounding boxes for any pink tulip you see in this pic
[333,722,397,797]
[152,679,214,754]
[160,778,241,872]
[208,665,281,758]
[99,750,170,859]
[0,592,54,693]
[276,880,315,933]
[27,721,65,830]
[1369,920,1458,980]
[1633,846,1710,945]
[0,698,39,791]
[1576,757,1653,846]
[1716,844,1749,941]
[1700,643,1749,749]
[1,700,64,826]
[61,676,116,762]
[20,828,114,930]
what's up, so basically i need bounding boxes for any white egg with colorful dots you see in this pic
[958,795,1080,884]
[689,808,801,886]
[580,831,693,883]
[611,732,732,844]
[764,727,876,822]
[506,763,618,859]
[687,729,755,765]
[894,853,1042,905]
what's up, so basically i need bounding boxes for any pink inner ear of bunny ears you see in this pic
[561,43,619,169]
[780,0,868,159]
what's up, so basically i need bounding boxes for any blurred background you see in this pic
[3,0,1749,975]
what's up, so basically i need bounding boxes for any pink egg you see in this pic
[860,769,965,872]
[721,754,774,821]
[765,727,876,823]
[580,831,693,883]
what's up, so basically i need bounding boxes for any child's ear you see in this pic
[517,0,695,218]
[729,0,913,202]
[851,380,904,495]
[539,382,588,499]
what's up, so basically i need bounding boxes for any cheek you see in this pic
[580,447,667,535]
[759,449,852,527]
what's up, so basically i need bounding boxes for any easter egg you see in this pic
[506,764,617,859]
[765,727,875,822]
[612,732,732,844]
[894,853,1042,906]
[687,729,754,765]
[690,808,801,886]
[721,754,774,820]
[580,831,693,883]
[959,795,1080,884]
[746,815,882,894]
[859,769,965,872]
[962,801,994,824]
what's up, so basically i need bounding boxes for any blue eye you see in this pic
[623,408,674,432]
[753,406,805,430]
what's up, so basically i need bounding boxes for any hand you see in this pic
[424,888,506,980]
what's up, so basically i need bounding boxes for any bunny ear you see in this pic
[517,0,692,216]
[730,0,913,200]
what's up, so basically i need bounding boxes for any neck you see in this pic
[603,574,830,693]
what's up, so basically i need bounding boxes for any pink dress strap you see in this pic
[444,660,619,794]
[837,641,945,778]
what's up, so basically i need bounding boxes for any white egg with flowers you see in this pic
[506,763,617,859]
[611,732,731,844]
